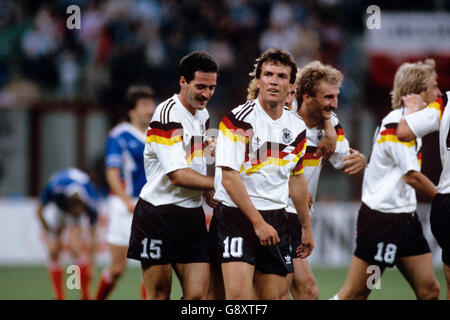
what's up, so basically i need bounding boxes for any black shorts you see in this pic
[213,203,293,276]
[354,203,430,268]
[430,193,450,265]
[208,209,220,265]
[127,198,209,270]
[287,213,302,260]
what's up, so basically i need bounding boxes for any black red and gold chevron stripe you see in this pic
[146,121,183,145]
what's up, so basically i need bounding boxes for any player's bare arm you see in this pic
[221,166,280,246]
[106,167,136,213]
[203,189,218,208]
[342,148,366,175]
[315,118,337,158]
[289,173,314,259]
[403,170,438,200]
[36,202,50,232]
[167,168,214,190]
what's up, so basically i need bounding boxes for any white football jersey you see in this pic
[405,91,450,194]
[286,112,350,214]
[362,108,422,213]
[214,99,307,210]
[139,94,209,208]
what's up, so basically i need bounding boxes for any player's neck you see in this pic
[298,103,321,129]
[177,93,197,116]
[130,120,147,134]
[258,97,283,120]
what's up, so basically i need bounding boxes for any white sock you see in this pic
[329,294,340,300]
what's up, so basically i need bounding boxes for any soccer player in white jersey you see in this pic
[95,86,156,300]
[333,59,441,300]
[127,51,218,300]
[36,168,100,300]
[283,61,367,299]
[397,68,450,300]
[212,48,313,299]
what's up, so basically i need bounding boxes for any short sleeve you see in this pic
[328,123,350,169]
[215,113,253,171]
[146,120,188,174]
[105,135,123,169]
[388,138,420,175]
[405,98,444,138]
[40,183,52,205]
[291,129,307,175]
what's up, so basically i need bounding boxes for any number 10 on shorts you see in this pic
[223,236,243,258]
[141,238,162,259]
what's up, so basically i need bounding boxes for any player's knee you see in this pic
[110,260,127,279]
[417,281,440,300]
[148,284,171,300]
[49,249,60,262]
[184,292,208,300]
[184,286,209,300]
[308,283,320,300]
[292,276,319,300]
[110,265,125,280]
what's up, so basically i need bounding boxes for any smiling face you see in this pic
[257,62,292,108]
[179,71,217,115]
[304,80,339,121]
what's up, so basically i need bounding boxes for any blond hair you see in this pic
[296,61,343,104]
[390,59,436,110]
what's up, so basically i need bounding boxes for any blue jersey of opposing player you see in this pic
[105,122,146,197]
[40,168,100,226]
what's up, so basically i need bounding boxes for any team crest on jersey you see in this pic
[282,128,293,144]
[196,120,206,134]
[317,131,323,142]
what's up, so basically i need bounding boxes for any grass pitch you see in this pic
[0,265,447,300]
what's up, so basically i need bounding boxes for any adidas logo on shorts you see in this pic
[284,255,292,264]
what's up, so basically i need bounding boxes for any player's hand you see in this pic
[401,94,427,115]
[296,225,314,259]
[205,137,217,157]
[315,134,336,161]
[254,220,280,246]
[125,198,136,214]
[342,148,366,175]
[204,189,218,209]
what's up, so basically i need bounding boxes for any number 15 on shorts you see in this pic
[141,238,162,259]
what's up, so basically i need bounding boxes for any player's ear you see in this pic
[179,76,187,88]
[303,92,311,103]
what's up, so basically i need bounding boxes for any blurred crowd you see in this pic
[0,0,367,113]
[0,0,447,114]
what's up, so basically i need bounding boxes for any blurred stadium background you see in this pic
[0,0,449,300]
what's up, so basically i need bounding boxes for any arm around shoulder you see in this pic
[167,167,214,190]
[397,117,417,142]
[402,170,437,201]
